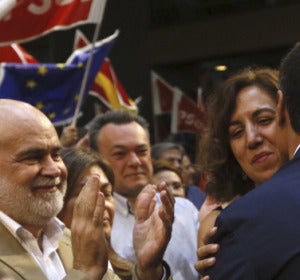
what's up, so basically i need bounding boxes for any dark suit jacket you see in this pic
[206,149,300,280]
[186,185,206,210]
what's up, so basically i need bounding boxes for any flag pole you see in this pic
[71,1,107,127]
[0,0,17,21]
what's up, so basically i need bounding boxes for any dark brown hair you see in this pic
[61,147,133,279]
[61,147,114,201]
[198,67,279,202]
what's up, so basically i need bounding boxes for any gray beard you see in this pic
[0,180,66,227]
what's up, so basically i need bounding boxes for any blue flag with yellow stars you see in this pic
[0,30,119,125]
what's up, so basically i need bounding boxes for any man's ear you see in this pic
[277,90,287,127]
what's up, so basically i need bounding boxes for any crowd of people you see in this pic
[1,42,300,279]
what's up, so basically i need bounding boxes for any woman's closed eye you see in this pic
[229,126,244,139]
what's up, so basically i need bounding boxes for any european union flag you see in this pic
[0,30,119,125]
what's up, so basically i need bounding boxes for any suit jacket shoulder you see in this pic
[0,222,48,279]
[207,155,300,279]
[0,222,121,280]
[0,222,171,280]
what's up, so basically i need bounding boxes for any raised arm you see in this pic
[71,175,109,279]
[60,125,78,147]
[133,183,174,279]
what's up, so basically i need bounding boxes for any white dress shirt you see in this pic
[111,193,200,280]
[0,211,66,280]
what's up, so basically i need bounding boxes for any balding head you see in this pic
[0,98,41,114]
[0,99,67,232]
[0,98,51,126]
[0,99,57,144]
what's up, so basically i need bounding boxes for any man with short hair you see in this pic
[151,142,184,170]
[151,142,205,210]
[88,110,200,280]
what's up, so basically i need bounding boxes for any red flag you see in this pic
[73,29,90,51]
[151,71,174,114]
[151,71,175,141]
[151,71,207,139]
[74,30,137,114]
[0,43,38,63]
[90,58,137,113]
[0,0,17,21]
[171,88,207,135]
[0,0,107,46]
[197,87,206,113]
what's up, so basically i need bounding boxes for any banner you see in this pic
[74,29,137,113]
[0,0,17,21]
[73,29,90,50]
[171,87,207,135]
[0,43,38,63]
[151,71,207,140]
[0,30,118,125]
[0,0,107,46]
[151,71,174,115]
[151,71,174,141]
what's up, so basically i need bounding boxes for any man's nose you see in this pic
[41,156,62,177]
[128,152,142,165]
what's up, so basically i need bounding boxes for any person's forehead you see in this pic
[154,170,181,181]
[86,165,107,178]
[80,165,110,185]
[161,148,182,158]
[3,122,60,153]
[182,155,190,165]
[234,86,276,113]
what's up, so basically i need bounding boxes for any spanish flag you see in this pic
[74,29,138,114]
[90,58,137,114]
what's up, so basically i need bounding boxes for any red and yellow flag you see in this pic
[74,29,138,114]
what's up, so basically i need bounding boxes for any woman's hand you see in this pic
[196,208,221,279]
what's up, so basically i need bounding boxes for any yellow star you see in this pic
[63,107,71,114]
[77,62,84,68]
[48,112,56,119]
[26,80,36,89]
[35,102,44,110]
[38,66,47,76]
[56,63,65,69]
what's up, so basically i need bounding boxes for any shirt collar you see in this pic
[0,210,65,248]
[113,192,134,216]
[0,210,22,237]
